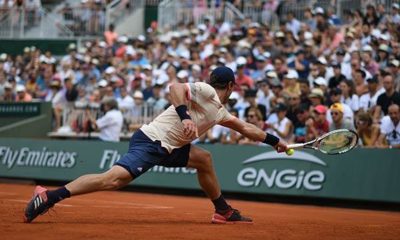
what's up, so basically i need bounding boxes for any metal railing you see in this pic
[61,102,163,134]
[0,0,144,39]
[157,0,244,32]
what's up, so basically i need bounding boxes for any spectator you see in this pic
[356,111,379,147]
[339,80,360,112]
[256,77,273,116]
[15,85,32,102]
[87,97,123,142]
[239,107,264,145]
[377,104,400,148]
[327,87,354,124]
[359,76,385,112]
[329,103,355,131]
[305,104,329,142]
[375,73,400,119]
[293,104,310,143]
[266,103,293,143]
[244,89,266,121]
[328,62,347,89]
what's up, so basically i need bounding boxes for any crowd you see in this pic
[0,2,399,147]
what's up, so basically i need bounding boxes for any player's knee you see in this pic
[197,151,213,172]
[101,174,127,190]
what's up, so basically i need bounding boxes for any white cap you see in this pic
[390,59,400,67]
[177,70,189,79]
[362,45,373,52]
[126,46,136,56]
[378,44,389,52]
[284,69,299,79]
[91,58,99,65]
[217,57,226,64]
[192,64,201,72]
[263,51,271,59]
[98,79,108,87]
[198,24,207,31]
[229,91,240,100]
[236,56,247,66]
[143,64,152,70]
[117,36,128,43]
[105,66,116,74]
[314,7,324,14]
[4,82,12,89]
[314,77,327,86]
[266,71,278,79]
[392,3,400,9]
[379,34,390,41]
[133,90,144,99]
[275,31,285,38]
[304,31,313,40]
[16,84,26,92]
[0,53,7,61]
[137,35,146,41]
[317,56,328,65]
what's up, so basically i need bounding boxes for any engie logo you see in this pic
[237,151,326,191]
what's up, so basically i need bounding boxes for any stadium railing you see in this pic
[157,0,244,32]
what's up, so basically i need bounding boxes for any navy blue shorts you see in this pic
[114,130,191,178]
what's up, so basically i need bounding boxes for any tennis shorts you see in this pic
[114,130,191,178]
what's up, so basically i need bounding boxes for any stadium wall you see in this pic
[0,138,399,203]
[0,39,76,56]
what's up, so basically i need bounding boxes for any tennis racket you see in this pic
[286,129,359,155]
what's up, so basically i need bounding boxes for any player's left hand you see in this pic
[274,140,288,153]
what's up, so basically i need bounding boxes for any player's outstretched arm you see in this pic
[220,116,287,152]
[169,83,198,138]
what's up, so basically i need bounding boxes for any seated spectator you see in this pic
[266,103,293,143]
[244,89,266,121]
[339,80,360,112]
[329,103,355,131]
[305,104,329,142]
[308,88,325,107]
[326,88,354,124]
[238,107,264,145]
[293,104,310,143]
[375,73,400,121]
[359,75,385,112]
[15,85,32,102]
[87,97,123,142]
[356,111,379,147]
[377,104,400,149]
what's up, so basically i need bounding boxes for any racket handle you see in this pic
[286,143,305,149]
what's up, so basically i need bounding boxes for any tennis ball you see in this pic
[286,149,294,156]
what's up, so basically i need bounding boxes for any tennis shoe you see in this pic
[24,186,54,223]
[211,208,253,224]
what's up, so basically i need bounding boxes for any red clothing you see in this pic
[235,74,254,91]
[312,120,329,136]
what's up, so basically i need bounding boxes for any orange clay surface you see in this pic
[1,183,400,240]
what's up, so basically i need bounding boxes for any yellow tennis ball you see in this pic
[286,149,294,156]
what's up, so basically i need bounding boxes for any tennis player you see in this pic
[24,66,287,224]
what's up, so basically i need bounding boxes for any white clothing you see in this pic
[96,109,123,142]
[380,116,400,146]
[359,88,385,111]
[326,103,354,124]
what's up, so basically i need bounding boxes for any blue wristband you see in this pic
[175,105,191,121]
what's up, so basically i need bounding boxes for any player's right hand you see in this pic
[182,119,198,139]
[274,140,288,153]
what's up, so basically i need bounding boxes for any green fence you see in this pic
[0,39,76,56]
[0,138,399,203]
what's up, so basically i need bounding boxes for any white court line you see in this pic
[67,198,173,209]
[6,199,73,207]
[0,191,17,195]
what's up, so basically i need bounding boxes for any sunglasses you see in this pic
[331,111,340,116]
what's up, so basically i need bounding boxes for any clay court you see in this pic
[1,183,400,240]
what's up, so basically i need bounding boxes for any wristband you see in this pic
[175,105,191,121]
[263,133,279,146]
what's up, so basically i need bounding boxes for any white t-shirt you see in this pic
[267,117,292,142]
[341,95,359,112]
[141,82,233,152]
[359,88,385,111]
[96,109,124,142]
[380,116,400,146]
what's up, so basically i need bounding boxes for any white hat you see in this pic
[314,77,327,86]
[198,24,207,31]
[126,46,136,56]
[392,3,400,9]
[229,91,240,100]
[266,71,278,79]
[390,59,400,67]
[99,41,107,48]
[98,79,108,87]
[378,44,389,52]
[284,69,299,79]
[4,82,12,89]
[317,56,328,65]
[263,51,271,59]
[133,91,144,99]
[362,45,373,52]
[236,56,247,66]
[379,34,390,41]
[275,31,285,38]
[177,70,189,79]
[117,36,128,43]
[91,58,99,65]
[16,84,26,92]
[304,31,313,40]
[137,35,146,42]
[143,64,152,70]
[219,47,228,53]
[105,66,116,74]
[217,57,226,64]
[0,53,7,61]
[314,7,324,14]
[192,64,201,72]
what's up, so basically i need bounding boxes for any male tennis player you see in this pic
[24,66,287,224]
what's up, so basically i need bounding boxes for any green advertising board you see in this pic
[0,103,41,117]
[0,138,399,203]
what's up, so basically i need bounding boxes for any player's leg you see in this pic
[186,145,252,224]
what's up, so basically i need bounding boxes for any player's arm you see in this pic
[220,116,287,152]
[169,83,198,138]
